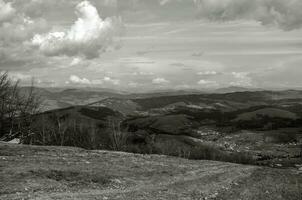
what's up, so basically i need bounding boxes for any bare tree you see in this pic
[0,72,41,142]
[107,117,127,151]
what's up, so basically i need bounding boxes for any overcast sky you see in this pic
[1,0,302,91]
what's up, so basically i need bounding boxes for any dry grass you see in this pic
[1,142,301,200]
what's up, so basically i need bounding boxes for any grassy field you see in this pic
[0,142,301,200]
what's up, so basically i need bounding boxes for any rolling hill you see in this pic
[4,88,301,168]
[234,108,299,121]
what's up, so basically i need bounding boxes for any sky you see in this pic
[1,0,302,92]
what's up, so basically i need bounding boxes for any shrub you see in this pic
[185,145,255,164]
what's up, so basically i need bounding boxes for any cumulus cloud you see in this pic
[0,17,48,44]
[69,75,91,84]
[193,0,302,30]
[197,79,218,87]
[103,76,120,85]
[69,57,82,66]
[15,0,75,18]
[132,71,154,76]
[197,71,218,76]
[230,72,252,87]
[158,0,302,30]
[103,0,118,7]
[0,0,15,24]
[128,82,140,88]
[68,75,120,85]
[0,1,49,44]
[7,72,32,82]
[31,1,123,59]
[159,0,171,6]
[152,77,170,84]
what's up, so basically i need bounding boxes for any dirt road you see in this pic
[0,142,301,200]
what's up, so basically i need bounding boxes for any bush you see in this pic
[267,132,298,144]
[121,134,256,165]
[185,145,255,165]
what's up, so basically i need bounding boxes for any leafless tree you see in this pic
[0,72,41,142]
[107,117,127,151]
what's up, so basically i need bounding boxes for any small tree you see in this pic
[107,117,127,151]
[0,72,41,141]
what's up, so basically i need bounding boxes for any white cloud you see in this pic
[175,84,192,89]
[152,77,170,84]
[31,1,123,59]
[69,75,91,84]
[159,0,171,6]
[1,18,48,43]
[230,72,252,87]
[68,75,106,85]
[8,72,32,82]
[232,72,247,79]
[197,79,218,87]
[0,1,48,44]
[0,0,15,24]
[103,0,118,7]
[128,82,139,87]
[70,57,82,66]
[197,71,218,75]
[103,76,120,85]
[132,71,155,76]
[194,0,302,30]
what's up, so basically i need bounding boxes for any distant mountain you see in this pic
[19,87,126,111]
[234,108,299,121]
[126,89,205,99]
[20,86,302,113]
[214,86,262,94]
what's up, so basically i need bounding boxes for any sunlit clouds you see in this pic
[31,1,123,59]
[1,0,302,91]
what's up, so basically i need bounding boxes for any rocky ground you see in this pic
[0,142,301,200]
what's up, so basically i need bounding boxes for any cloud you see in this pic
[152,77,170,84]
[194,0,302,30]
[68,75,120,85]
[132,71,154,76]
[128,82,140,87]
[197,71,218,76]
[31,1,123,59]
[252,58,302,88]
[7,72,32,82]
[0,0,15,24]
[69,57,82,66]
[230,72,252,87]
[15,0,76,18]
[0,18,48,44]
[4,71,44,85]
[103,76,120,85]
[157,0,302,30]
[69,75,91,84]
[197,79,218,87]
[103,0,118,7]
[159,0,171,6]
[0,1,49,44]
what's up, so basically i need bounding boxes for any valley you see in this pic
[2,88,301,168]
